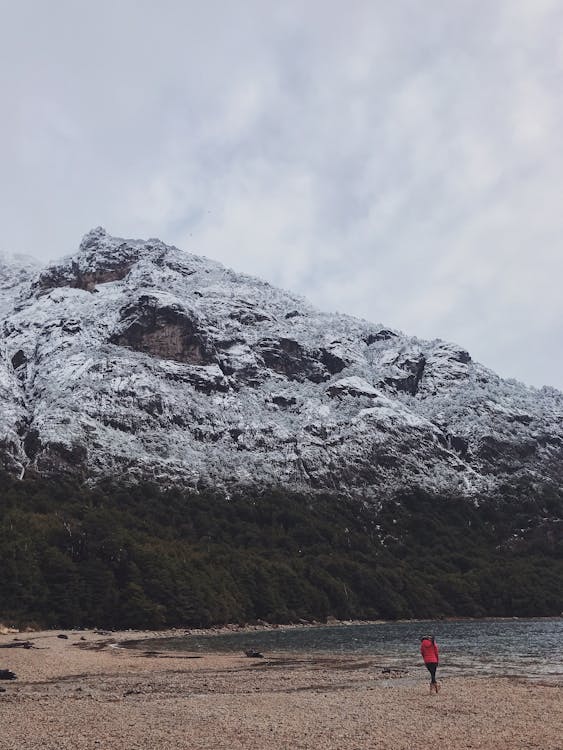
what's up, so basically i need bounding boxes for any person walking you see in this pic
[420,635,439,693]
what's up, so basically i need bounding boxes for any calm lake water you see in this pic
[138,618,563,679]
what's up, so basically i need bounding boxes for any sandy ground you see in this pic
[0,629,561,750]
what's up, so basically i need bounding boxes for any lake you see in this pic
[135,618,563,679]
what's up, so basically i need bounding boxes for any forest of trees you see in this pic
[0,472,561,629]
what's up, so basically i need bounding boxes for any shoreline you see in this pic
[61,612,563,643]
[4,612,561,637]
[1,628,562,749]
[119,621,563,684]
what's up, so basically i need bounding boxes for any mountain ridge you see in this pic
[1,228,561,502]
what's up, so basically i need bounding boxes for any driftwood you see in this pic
[245,649,264,658]
[0,670,17,680]
[0,641,34,649]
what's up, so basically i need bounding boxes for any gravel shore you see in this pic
[0,629,561,750]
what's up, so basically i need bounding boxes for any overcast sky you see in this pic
[1,0,562,389]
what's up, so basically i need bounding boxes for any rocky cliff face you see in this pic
[1,228,562,500]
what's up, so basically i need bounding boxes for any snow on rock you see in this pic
[0,228,562,501]
[327,377,380,398]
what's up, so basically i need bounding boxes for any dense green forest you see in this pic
[0,472,561,628]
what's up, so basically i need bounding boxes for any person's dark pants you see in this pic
[425,662,438,683]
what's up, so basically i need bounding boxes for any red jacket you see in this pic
[420,638,439,664]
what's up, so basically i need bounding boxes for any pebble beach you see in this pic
[1,628,561,750]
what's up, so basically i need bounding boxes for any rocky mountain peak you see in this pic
[0,230,561,501]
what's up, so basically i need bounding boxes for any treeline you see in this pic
[0,472,561,628]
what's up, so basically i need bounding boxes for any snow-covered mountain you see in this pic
[1,228,562,500]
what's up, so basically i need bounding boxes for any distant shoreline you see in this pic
[5,613,561,642]
[136,612,563,639]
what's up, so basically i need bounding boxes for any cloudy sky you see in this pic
[1,0,562,389]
